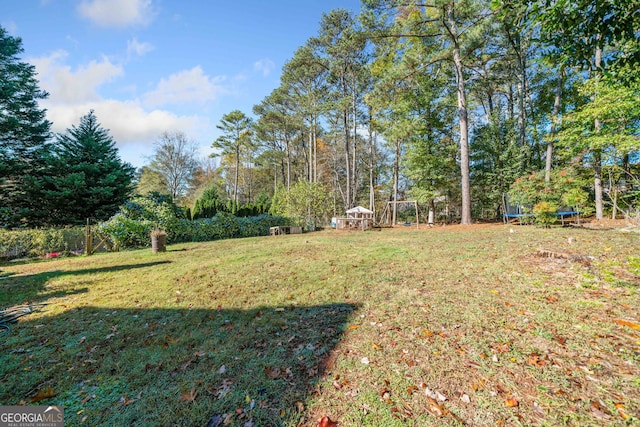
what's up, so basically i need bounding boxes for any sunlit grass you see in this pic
[1,225,638,426]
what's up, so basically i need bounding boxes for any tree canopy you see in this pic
[0,25,52,227]
[40,110,135,225]
[219,0,639,223]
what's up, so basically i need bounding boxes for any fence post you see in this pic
[85,219,93,256]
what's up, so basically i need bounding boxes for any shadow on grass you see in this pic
[0,261,172,307]
[0,303,357,426]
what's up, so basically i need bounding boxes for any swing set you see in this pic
[379,200,420,227]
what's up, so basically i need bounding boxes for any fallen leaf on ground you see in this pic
[615,403,629,419]
[425,396,445,417]
[206,414,224,427]
[265,366,281,379]
[505,398,519,407]
[179,388,198,403]
[81,394,96,404]
[30,386,56,403]
[590,400,611,420]
[527,353,549,366]
[120,394,137,406]
[318,416,337,427]
[614,319,640,331]
[380,387,392,404]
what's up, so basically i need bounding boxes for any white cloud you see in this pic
[253,58,275,77]
[127,37,154,57]
[77,0,155,28]
[143,66,226,107]
[30,50,123,103]
[45,100,202,146]
[29,51,209,167]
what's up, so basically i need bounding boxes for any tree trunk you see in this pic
[594,44,604,220]
[517,50,527,156]
[341,76,352,209]
[369,112,376,214]
[313,117,318,182]
[508,84,515,123]
[429,198,436,226]
[545,67,564,183]
[273,162,277,194]
[308,125,313,182]
[594,148,603,220]
[352,79,358,207]
[247,151,253,203]
[233,146,239,203]
[392,138,400,225]
[447,4,472,225]
[286,139,291,191]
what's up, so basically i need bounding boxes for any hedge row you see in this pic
[0,227,85,260]
[96,212,288,250]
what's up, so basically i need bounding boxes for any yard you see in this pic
[1,223,639,426]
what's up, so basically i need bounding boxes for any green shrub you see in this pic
[96,213,154,250]
[97,212,288,249]
[509,167,590,225]
[192,186,271,220]
[532,202,559,227]
[0,227,85,259]
[270,182,332,230]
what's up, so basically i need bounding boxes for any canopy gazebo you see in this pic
[333,206,374,230]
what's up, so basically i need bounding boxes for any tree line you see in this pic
[209,0,639,224]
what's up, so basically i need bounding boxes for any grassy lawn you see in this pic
[1,224,639,426]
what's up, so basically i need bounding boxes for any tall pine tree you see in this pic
[42,110,135,225]
[0,26,52,227]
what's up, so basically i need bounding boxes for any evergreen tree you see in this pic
[0,26,52,227]
[42,110,135,225]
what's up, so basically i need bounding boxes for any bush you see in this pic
[95,213,154,250]
[0,227,85,259]
[270,182,332,230]
[192,186,271,220]
[532,202,559,227]
[509,167,590,225]
[97,211,288,249]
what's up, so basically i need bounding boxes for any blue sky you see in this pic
[4,0,361,167]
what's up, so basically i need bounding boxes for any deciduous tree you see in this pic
[149,131,199,202]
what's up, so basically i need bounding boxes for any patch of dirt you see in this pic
[580,218,638,230]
